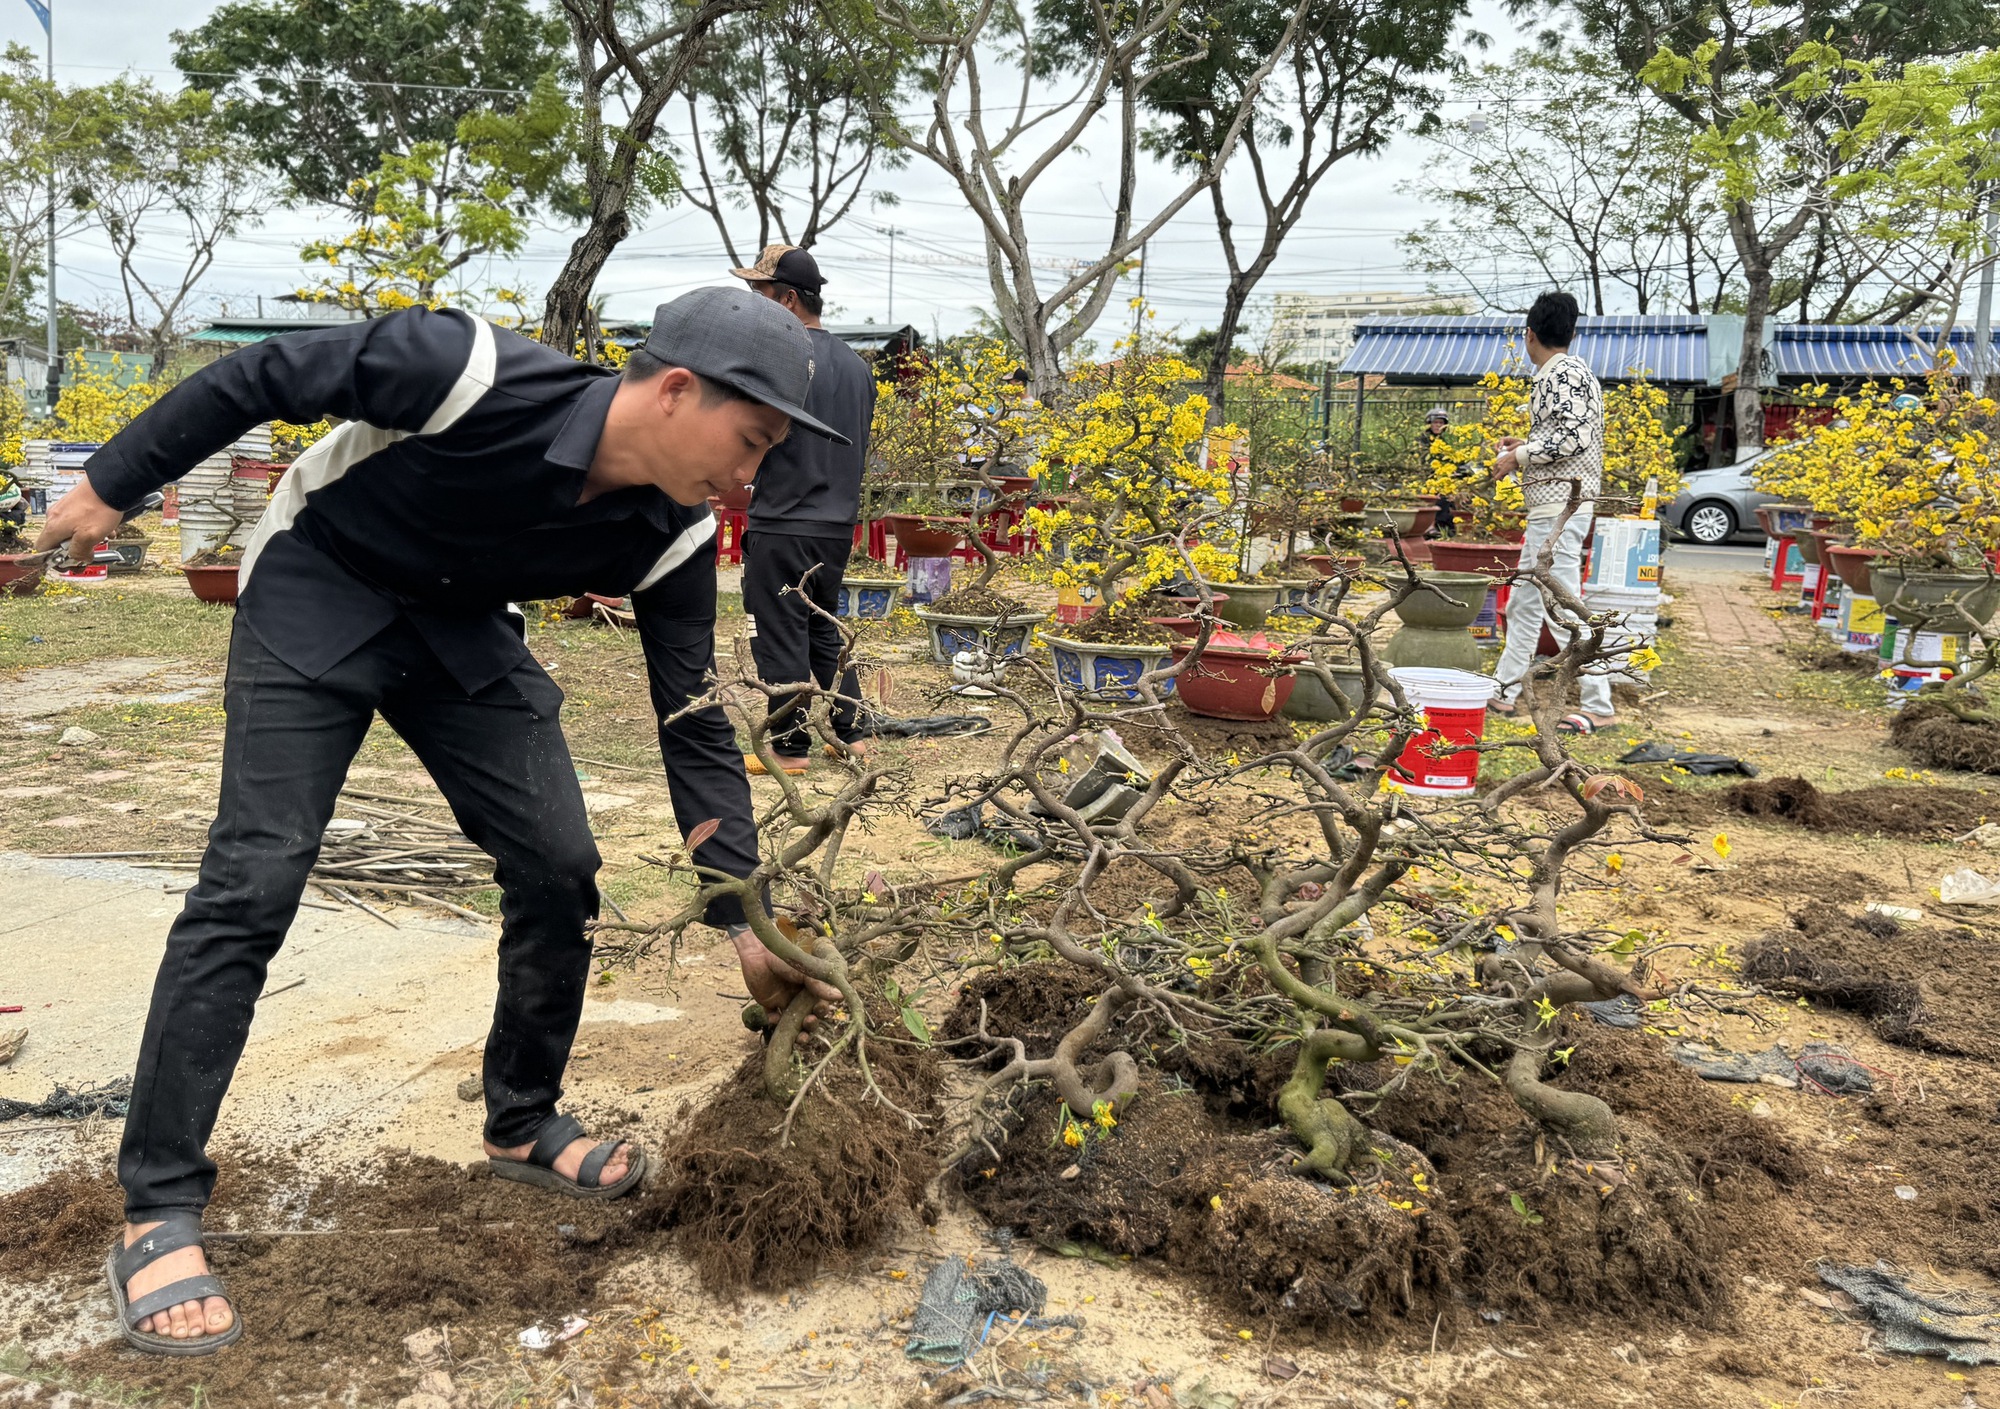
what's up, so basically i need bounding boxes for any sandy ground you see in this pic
[0,547,1998,1407]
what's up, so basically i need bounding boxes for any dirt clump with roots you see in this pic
[643,1044,946,1294]
[1890,696,2000,774]
[1742,905,2000,1059]
[1721,773,1996,836]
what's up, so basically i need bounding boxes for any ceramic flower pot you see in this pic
[1427,541,1523,579]
[1217,582,1280,628]
[1869,567,2000,629]
[1042,633,1178,700]
[836,576,906,620]
[1362,504,1438,538]
[913,607,1041,666]
[1284,659,1370,722]
[0,552,45,597]
[182,564,240,605]
[1170,640,1305,721]
[1822,545,1884,598]
[883,514,969,557]
[1392,571,1490,631]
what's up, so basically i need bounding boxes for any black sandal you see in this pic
[488,1113,646,1200]
[105,1211,242,1357]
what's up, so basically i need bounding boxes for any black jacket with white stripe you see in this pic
[84,306,758,924]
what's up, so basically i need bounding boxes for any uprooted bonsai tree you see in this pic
[591,612,948,1290]
[936,502,1735,1321]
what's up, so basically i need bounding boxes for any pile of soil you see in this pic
[0,525,32,553]
[1061,607,1175,646]
[928,585,1030,617]
[1721,774,1996,837]
[843,552,902,578]
[1742,906,2000,1059]
[182,547,242,568]
[1890,696,2000,775]
[109,521,149,542]
[643,1044,945,1294]
[944,962,1105,1056]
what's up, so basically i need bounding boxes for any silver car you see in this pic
[1663,448,1782,545]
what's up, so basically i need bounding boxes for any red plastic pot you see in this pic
[1146,614,1202,638]
[1427,541,1523,578]
[1170,633,1306,721]
[0,552,45,597]
[883,514,969,557]
[992,475,1034,500]
[182,564,241,605]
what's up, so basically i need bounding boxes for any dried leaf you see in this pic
[876,667,894,707]
[0,1027,24,1065]
[1582,774,1644,804]
[686,818,721,851]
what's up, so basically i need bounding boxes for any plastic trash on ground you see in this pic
[1819,1262,2000,1364]
[1939,868,2000,905]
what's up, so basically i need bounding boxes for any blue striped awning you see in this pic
[1769,324,1999,381]
[1342,316,1711,384]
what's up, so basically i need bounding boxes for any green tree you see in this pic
[678,0,915,265]
[297,75,577,315]
[171,0,567,215]
[1401,53,1733,318]
[539,0,763,358]
[1043,0,1464,416]
[0,45,97,350]
[78,82,275,367]
[1559,0,2000,454]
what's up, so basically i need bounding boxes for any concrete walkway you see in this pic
[0,853,506,1195]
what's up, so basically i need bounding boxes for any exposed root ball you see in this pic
[1722,773,1995,836]
[961,1082,1459,1328]
[1450,1125,1728,1323]
[650,1049,943,1294]
[1890,698,2000,774]
[1743,907,2000,1059]
[0,1166,122,1279]
[1175,1136,1461,1323]
[943,962,1104,1056]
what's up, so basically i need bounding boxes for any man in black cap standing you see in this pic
[727,244,878,775]
[36,287,840,1355]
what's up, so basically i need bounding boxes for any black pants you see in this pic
[742,530,863,757]
[119,617,600,1220]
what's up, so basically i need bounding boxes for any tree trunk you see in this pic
[543,207,631,355]
[1202,275,1253,423]
[1735,261,1771,461]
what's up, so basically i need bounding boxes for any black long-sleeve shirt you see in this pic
[84,306,758,925]
[745,327,874,535]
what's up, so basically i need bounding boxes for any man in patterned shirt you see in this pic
[1489,291,1617,732]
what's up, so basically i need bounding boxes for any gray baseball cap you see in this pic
[643,286,848,444]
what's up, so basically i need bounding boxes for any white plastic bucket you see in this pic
[1387,667,1498,796]
[1584,517,1661,592]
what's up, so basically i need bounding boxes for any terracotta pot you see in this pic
[182,564,240,605]
[1362,504,1439,538]
[992,475,1035,500]
[562,592,627,619]
[1823,545,1884,597]
[1753,506,1777,538]
[1145,614,1202,638]
[1170,641,1305,721]
[0,552,45,596]
[1800,528,1850,567]
[1301,554,1365,580]
[1368,535,1432,566]
[1427,541,1523,579]
[1794,530,1826,566]
[1339,497,1364,514]
[882,513,969,557]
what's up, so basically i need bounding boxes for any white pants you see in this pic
[1495,508,1615,717]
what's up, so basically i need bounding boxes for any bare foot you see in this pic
[484,1133,631,1188]
[122,1222,234,1340]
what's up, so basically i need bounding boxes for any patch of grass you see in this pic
[0,578,234,673]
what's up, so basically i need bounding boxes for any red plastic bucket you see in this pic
[1387,667,1497,796]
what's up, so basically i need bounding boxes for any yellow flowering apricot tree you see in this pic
[1425,372,1681,538]
[1753,366,2000,567]
[48,356,165,443]
[1026,347,1239,602]
[1422,371,1529,540]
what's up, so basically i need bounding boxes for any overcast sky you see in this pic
[5,0,1538,344]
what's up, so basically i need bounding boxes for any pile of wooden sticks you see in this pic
[41,786,494,927]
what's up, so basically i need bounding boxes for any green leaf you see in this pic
[901,1006,932,1044]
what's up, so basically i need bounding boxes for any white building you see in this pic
[1270,292,1472,367]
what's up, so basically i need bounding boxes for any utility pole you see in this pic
[36,0,55,407]
[1975,183,1998,398]
[1132,240,1147,339]
[884,226,904,325]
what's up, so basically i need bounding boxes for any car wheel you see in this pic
[1685,501,1737,545]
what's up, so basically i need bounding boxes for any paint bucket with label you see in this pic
[1386,667,1498,796]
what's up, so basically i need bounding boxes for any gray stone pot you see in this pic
[1218,582,1281,628]
[1283,660,1370,722]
